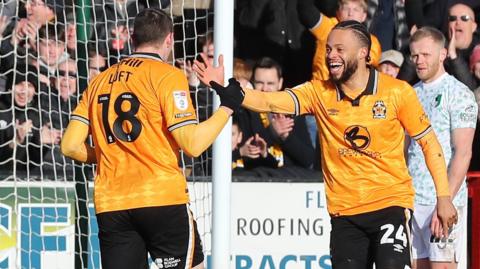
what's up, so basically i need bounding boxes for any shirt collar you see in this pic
[128,52,164,62]
[335,67,379,106]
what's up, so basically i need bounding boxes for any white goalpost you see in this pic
[211,0,234,268]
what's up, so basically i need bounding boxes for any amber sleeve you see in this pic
[416,131,451,198]
[61,120,96,163]
[241,88,296,114]
[171,107,231,157]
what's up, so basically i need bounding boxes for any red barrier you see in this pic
[468,171,480,269]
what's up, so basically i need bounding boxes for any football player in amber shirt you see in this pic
[298,0,382,81]
[60,8,242,269]
[194,21,458,269]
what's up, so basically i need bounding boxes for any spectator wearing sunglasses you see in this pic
[37,58,78,178]
[445,3,479,90]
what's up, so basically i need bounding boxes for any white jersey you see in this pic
[407,73,478,206]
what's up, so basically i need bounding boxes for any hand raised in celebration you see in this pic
[193,53,225,87]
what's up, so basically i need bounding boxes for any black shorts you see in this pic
[330,206,412,269]
[97,204,204,269]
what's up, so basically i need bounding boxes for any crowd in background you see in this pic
[0,0,479,180]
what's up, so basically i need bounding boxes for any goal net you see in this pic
[0,1,214,268]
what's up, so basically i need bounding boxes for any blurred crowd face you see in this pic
[56,59,77,100]
[25,0,53,25]
[448,4,477,50]
[14,81,36,107]
[379,62,400,78]
[202,42,214,66]
[66,23,77,51]
[231,124,243,150]
[473,62,480,80]
[253,67,283,92]
[327,29,365,83]
[410,37,446,83]
[38,38,66,67]
[88,53,107,81]
[337,0,367,23]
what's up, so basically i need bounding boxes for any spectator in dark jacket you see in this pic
[444,3,479,90]
[236,57,316,171]
[236,0,315,87]
[0,65,61,174]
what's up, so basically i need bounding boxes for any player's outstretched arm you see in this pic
[61,120,96,163]
[193,53,297,114]
[171,79,242,157]
[416,131,458,237]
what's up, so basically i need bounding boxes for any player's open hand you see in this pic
[193,53,224,87]
[435,196,458,238]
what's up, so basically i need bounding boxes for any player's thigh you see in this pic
[412,204,434,262]
[371,206,412,269]
[97,210,148,269]
[412,258,430,269]
[330,216,371,269]
[132,204,204,269]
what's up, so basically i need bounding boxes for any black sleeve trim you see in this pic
[285,89,300,116]
[412,125,432,140]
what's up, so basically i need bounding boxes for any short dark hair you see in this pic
[132,8,173,47]
[410,26,446,48]
[7,65,39,92]
[38,22,65,42]
[252,57,283,80]
[332,20,372,61]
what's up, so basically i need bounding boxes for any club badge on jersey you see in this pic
[372,100,387,119]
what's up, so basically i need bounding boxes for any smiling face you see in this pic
[25,0,54,25]
[326,28,367,83]
[448,4,477,50]
[38,38,66,67]
[14,81,36,107]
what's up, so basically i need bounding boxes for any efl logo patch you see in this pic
[372,100,386,119]
[173,91,188,111]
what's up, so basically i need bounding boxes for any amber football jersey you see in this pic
[288,70,431,216]
[72,52,197,213]
[310,15,382,81]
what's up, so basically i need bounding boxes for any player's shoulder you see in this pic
[124,53,183,80]
[443,73,474,97]
[377,71,413,94]
[293,79,335,92]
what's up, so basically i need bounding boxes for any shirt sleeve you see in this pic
[449,87,478,129]
[71,85,91,126]
[158,69,198,132]
[396,82,432,140]
[310,14,337,40]
[370,35,382,68]
[288,81,321,115]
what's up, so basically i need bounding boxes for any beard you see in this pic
[330,58,358,84]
